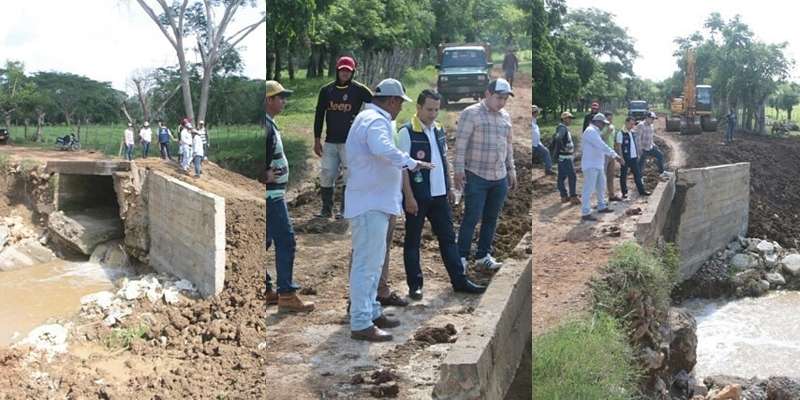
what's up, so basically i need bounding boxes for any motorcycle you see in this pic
[55,134,80,151]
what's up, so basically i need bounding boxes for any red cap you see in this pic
[591,102,600,108]
[336,56,356,71]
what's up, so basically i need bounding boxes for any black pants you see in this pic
[620,157,646,195]
[403,195,466,291]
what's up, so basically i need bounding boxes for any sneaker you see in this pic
[476,254,502,270]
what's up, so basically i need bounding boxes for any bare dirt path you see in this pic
[265,70,533,399]
[532,117,677,335]
[0,146,269,398]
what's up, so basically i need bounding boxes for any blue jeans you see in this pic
[349,210,390,331]
[533,144,553,171]
[141,141,150,158]
[725,125,734,143]
[180,145,192,170]
[458,171,509,260]
[557,158,577,198]
[638,147,665,174]
[266,197,300,293]
[620,157,646,195]
[581,167,607,216]
[159,142,171,160]
[125,144,134,161]
[404,195,466,291]
[193,156,203,176]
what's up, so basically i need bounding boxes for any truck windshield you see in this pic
[442,50,486,67]
[630,102,647,110]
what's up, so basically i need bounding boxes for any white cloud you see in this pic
[0,1,265,91]
[566,0,800,81]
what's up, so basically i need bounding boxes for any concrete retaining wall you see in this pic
[672,163,750,280]
[147,171,225,297]
[635,174,676,247]
[433,257,532,400]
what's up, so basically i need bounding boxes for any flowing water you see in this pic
[682,291,800,380]
[0,259,131,346]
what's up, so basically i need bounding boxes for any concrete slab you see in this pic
[147,171,225,298]
[45,160,131,176]
[432,258,532,400]
[47,209,124,256]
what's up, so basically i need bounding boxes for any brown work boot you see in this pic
[569,196,581,205]
[377,292,409,307]
[278,292,315,313]
[266,289,279,306]
[351,325,393,342]
[372,315,401,329]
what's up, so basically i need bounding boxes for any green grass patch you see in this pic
[105,324,149,351]
[533,312,640,400]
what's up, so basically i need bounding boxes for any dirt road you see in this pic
[0,147,268,398]
[532,117,677,334]
[265,71,533,399]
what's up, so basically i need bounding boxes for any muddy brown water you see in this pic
[0,259,130,346]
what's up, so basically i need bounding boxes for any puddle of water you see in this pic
[682,291,800,380]
[0,260,130,346]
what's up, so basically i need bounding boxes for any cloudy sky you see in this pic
[0,1,265,91]
[566,0,800,81]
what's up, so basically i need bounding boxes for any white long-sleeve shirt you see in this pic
[139,127,152,143]
[344,103,418,219]
[192,134,204,157]
[180,128,192,146]
[581,124,619,170]
[532,118,542,146]
[123,128,134,145]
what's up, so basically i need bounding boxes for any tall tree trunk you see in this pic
[317,48,326,77]
[23,119,28,140]
[328,47,338,77]
[789,107,793,121]
[177,45,195,121]
[34,111,45,143]
[306,50,316,78]
[273,46,283,81]
[287,39,295,80]
[197,63,214,124]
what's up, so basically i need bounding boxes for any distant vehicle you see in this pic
[0,128,8,144]
[55,133,80,151]
[665,49,717,134]
[628,100,649,121]
[435,43,493,106]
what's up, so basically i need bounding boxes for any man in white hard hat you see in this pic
[580,113,623,221]
[345,78,433,342]
[139,121,152,158]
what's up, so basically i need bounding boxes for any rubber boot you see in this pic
[317,187,333,218]
[335,186,346,220]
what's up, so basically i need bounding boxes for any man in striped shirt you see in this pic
[264,80,314,313]
[454,78,517,271]
[198,120,209,160]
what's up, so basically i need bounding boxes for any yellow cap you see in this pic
[560,111,574,120]
[266,80,293,98]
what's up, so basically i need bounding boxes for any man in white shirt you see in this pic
[397,89,486,301]
[345,78,433,342]
[180,122,194,172]
[139,121,152,158]
[580,113,622,221]
[123,123,135,161]
[191,128,205,177]
[198,120,209,160]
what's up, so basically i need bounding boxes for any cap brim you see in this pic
[402,94,413,102]
[337,66,354,71]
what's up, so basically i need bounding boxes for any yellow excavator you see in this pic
[665,49,717,134]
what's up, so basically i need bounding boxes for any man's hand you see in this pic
[454,171,466,191]
[508,172,517,190]
[447,190,456,204]
[411,161,434,172]
[261,168,275,184]
[615,155,624,166]
[404,197,419,216]
[314,139,323,158]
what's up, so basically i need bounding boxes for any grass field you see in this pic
[6,124,271,179]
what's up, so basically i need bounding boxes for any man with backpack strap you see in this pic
[553,112,579,205]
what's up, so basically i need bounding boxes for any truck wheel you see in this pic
[665,118,681,132]
[701,116,718,132]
